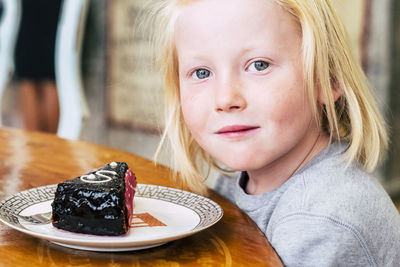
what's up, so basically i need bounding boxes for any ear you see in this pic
[317,81,342,105]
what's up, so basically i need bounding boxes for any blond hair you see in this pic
[140,0,388,195]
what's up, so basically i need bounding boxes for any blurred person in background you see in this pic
[14,0,62,133]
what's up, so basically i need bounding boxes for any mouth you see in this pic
[215,125,260,136]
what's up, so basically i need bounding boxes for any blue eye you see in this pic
[192,69,211,79]
[248,60,270,72]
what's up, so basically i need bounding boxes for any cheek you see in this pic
[181,103,196,129]
[180,92,207,137]
[272,92,309,122]
[255,80,312,127]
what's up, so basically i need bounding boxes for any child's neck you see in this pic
[245,133,330,195]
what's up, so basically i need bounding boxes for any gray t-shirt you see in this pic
[214,142,400,266]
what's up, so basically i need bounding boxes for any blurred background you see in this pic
[0,0,399,202]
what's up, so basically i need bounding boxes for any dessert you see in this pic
[51,162,137,236]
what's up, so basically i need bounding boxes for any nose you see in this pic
[214,75,247,112]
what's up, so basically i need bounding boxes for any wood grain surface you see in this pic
[0,127,282,266]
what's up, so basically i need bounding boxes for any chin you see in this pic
[220,158,258,172]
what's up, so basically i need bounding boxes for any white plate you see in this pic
[0,184,223,252]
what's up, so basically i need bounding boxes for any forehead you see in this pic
[174,0,301,54]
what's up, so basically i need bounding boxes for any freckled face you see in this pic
[175,0,320,172]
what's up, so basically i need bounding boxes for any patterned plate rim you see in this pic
[0,184,223,248]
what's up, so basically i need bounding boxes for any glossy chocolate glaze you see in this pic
[51,162,136,236]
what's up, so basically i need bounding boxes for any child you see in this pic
[144,0,400,265]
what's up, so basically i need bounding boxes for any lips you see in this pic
[215,125,260,135]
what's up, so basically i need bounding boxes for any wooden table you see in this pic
[0,127,282,266]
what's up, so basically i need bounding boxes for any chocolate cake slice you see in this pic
[51,162,137,236]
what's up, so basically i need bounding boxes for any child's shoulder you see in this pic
[268,143,400,265]
[289,160,394,222]
[277,142,397,222]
